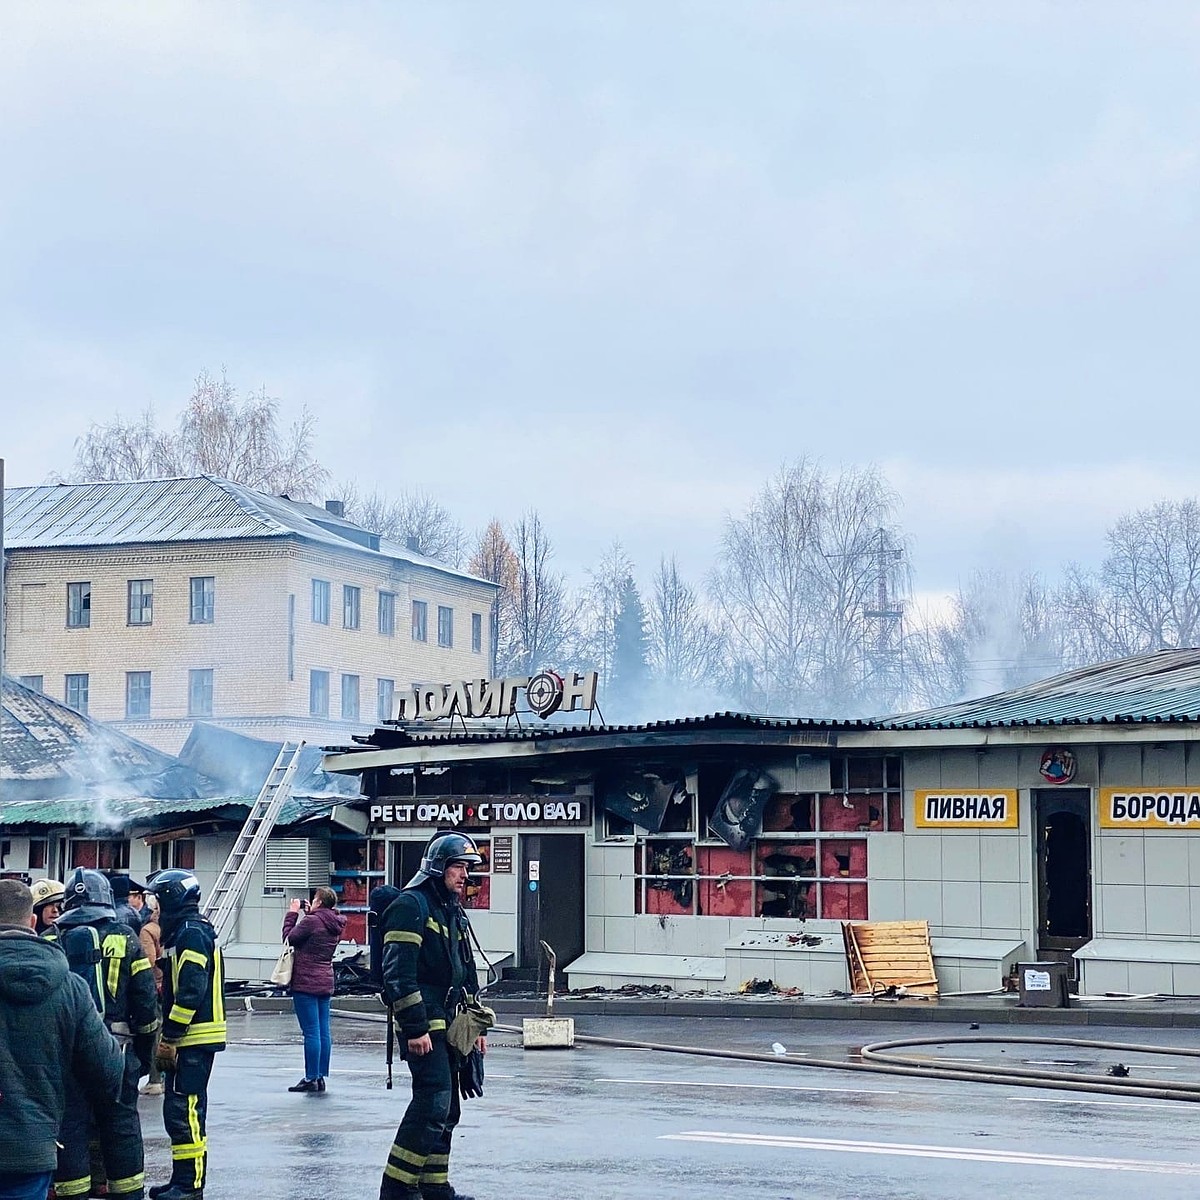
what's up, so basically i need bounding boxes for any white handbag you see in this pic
[270,942,295,986]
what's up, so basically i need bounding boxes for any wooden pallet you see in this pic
[842,919,939,998]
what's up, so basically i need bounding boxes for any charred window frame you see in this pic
[127,579,153,626]
[412,600,428,642]
[68,838,130,871]
[630,755,901,919]
[189,576,215,624]
[67,581,91,628]
[125,671,151,718]
[28,838,48,870]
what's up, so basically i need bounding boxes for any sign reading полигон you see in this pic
[914,790,1019,829]
[1101,788,1200,829]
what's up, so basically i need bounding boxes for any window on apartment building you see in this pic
[341,674,360,721]
[378,591,396,636]
[127,579,153,625]
[311,579,331,624]
[471,612,482,654]
[67,582,91,628]
[309,670,330,717]
[65,673,89,714]
[377,678,395,722]
[412,600,428,642]
[18,675,43,693]
[438,605,453,648]
[125,671,151,718]
[188,668,214,717]
[343,585,361,630]
[189,576,215,624]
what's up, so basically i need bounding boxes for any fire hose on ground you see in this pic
[331,1009,1200,1103]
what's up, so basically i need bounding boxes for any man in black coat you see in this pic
[0,879,124,1200]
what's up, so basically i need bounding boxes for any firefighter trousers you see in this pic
[162,1048,215,1192]
[55,1044,144,1200]
[379,1035,462,1199]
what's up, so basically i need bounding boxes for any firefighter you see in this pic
[30,876,65,935]
[144,869,225,1200]
[378,832,487,1200]
[54,868,159,1200]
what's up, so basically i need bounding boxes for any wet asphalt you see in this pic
[140,1009,1200,1200]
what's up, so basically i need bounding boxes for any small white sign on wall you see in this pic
[528,860,540,881]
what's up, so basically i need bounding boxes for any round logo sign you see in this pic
[1040,747,1077,785]
[526,671,565,720]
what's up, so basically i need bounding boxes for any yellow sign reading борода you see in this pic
[1100,788,1200,829]
[914,790,1019,829]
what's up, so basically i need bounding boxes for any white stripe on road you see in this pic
[598,1077,899,1096]
[1025,1096,1181,1110]
[660,1131,1200,1175]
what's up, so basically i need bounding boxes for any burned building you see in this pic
[324,650,1200,998]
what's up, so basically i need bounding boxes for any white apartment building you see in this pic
[3,476,499,754]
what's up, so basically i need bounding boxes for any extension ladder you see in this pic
[204,739,305,943]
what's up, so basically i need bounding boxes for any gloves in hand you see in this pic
[155,1041,178,1072]
[458,1046,484,1100]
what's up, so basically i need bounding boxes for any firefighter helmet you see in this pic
[30,878,65,911]
[407,832,484,887]
[62,868,115,914]
[146,868,203,915]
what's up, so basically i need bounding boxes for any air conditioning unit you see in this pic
[264,839,330,889]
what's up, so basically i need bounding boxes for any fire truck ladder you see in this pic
[204,739,305,944]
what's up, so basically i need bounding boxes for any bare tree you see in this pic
[907,571,1067,707]
[1060,500,1200,662]
[508,510,573,676]
[711,460,903,716]
[73,369,328,499]
[577,541,636,682]
[648,556,726,695]
[468,519,521,674]
[340,485,466,565]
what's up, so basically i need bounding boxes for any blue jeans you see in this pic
[0,1170,54,1200]
[293,990,332,1080]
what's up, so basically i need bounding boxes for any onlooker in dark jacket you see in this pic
[107,874,144,932]
[282,887,346,1092]
[0,879,124,1200]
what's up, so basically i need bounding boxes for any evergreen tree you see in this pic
[609,575,650,718]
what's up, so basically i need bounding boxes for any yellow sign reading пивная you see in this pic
[914,790,1019,829]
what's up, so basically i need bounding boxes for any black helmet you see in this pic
[146,868,202,914]
[407,832,484,888]
[62,868,115,914]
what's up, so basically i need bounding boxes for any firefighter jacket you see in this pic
[56,912,159,1068]
[380,879,480,1041]
[159,907,226,1051]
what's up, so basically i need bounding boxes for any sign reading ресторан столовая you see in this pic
[368,798,592,829]
[391,670,599,722]
[914,789,1019,829]
[1100,788,1200,829]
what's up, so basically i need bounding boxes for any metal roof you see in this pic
[885,648,1200,729]
[4,476,496,588]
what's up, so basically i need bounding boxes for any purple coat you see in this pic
[282,905,347,996]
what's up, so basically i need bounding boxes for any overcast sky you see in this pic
[4,2,1200,601]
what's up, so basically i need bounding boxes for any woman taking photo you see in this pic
[282,886,346,1093]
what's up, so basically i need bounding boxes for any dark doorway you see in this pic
[518,834,585,973]
[1035,789,1092,967]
